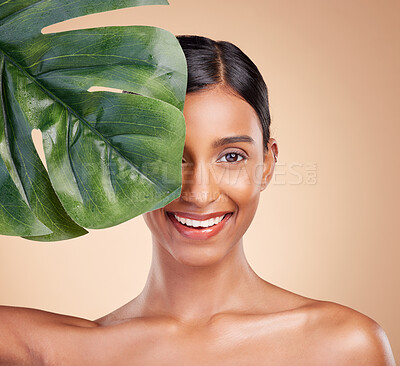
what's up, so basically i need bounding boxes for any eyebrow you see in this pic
[212,135,255,148]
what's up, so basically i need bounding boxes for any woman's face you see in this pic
[143,85,277,266]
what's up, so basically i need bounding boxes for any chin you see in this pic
[168,244,232,268]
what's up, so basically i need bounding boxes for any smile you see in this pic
[173,213,226,228]
[166,211,233,240]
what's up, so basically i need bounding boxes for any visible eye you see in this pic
[218,150,247,163]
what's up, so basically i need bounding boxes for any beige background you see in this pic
[1,0,399,361]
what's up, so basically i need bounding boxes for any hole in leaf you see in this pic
[41,20,83,34]
[41,15,104,34]
[87,86,124,93]
[31,129,48,172]
[87,86,143,96]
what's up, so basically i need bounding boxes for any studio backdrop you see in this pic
[0,0,399,361]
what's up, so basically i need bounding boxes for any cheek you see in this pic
[217,162,262,195]
[143,210,163,234]
[217,168,261,243]
[217,163,262,214]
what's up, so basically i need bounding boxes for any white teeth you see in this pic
[174,214,226,228]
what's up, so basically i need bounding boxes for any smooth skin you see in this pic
[0,85,396,366]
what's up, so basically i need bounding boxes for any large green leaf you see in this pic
[0,149,52,237]
[0,0,187,241]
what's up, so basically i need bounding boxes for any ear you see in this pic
[260,138,278,192]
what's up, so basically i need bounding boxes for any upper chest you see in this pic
[57,312,331,366]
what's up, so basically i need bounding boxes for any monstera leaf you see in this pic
[0,0,187,241]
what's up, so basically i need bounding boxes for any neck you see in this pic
[136,237,266,326]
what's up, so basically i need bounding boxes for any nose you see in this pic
[180,161,220,208]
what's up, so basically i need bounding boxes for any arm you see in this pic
[317,302,396,366]
[0,306,45,365]
[343,318,396,366]
[0,305,100,366]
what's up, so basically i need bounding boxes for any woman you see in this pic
[0,35,395,365]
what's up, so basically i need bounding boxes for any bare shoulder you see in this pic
[0,305,98,365]
[260,284,396,366]
[303,300,396,366]
[0,304,98,327]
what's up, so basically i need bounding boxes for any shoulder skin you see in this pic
[307,301,396,366]
[0,305,97,366]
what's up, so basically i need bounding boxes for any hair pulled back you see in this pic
[176,35,271,152]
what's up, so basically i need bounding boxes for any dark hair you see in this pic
[176,35,271,152]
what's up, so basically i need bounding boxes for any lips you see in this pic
[168,211,232,221]
[166,211,233,240]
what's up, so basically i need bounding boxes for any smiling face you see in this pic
[143,85,277,267]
